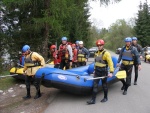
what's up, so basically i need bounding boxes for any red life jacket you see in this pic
[72,48,78,62]
[51,50,60,65]
[59,43,70,60]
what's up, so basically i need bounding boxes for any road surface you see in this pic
[44,51,150,113]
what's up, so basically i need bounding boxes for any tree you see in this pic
[99,19,135,51]
[134,1,150,47]
[99,28,108,38]
[88,26,100,47]
[90,0,121,5]
[2,0,91,59]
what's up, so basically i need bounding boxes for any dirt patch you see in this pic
[0,84,55,113]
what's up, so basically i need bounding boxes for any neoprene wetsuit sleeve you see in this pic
[84,47,90,59]
[104,52,114,73]
[138,44,143,56]
[33,52,45,66]
[133,47,141,65]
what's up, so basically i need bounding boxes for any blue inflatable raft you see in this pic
[35,56,118,94]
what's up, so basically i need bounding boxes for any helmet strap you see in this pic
[99,48,104,51]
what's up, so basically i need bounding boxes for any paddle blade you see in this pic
[115,70,126,79]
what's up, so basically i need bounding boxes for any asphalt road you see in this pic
[44,51,150,113]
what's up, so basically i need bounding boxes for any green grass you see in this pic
[0,71,23,90]
[1,70,10,75]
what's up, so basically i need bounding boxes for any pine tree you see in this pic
[134,1,150,47]
[2,0,91,60]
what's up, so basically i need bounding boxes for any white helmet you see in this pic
[79,41,83,45]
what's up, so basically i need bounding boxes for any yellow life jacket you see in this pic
[24,52,40,67]
[146,55,150,60]
[122,60,134,65]
[94,51,107,68]
[77,49,86,62]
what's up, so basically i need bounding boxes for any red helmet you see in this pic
[96,39,105,46]
[50,45,56,49]
[72,44,76,47]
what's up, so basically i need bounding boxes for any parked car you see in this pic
[116,48,122,54]
[88,47,98,57]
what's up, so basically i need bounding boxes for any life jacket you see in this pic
[51,50,60,65]
[94,51,108,68]
[146,55,150,60]
[59,43,69,60]
[72,48,77,62]
[122,47,134,61]
[77,48,86,62]
[24,52,41,67]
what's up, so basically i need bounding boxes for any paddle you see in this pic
[2,59,52,79]
[17,63,24,68]
[45,59,51,64]
[84,67,126,81]
[0,74,18,78]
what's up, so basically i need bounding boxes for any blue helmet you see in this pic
[61,37,67,41]
[76,40,79,44]
[124,37,132,42]
[22,45,30,53]
[132,37,137,41]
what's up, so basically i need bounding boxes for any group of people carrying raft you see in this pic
[21,36,143,105]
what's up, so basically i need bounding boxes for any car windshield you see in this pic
[92,47,97,49]
[90,47,98,49]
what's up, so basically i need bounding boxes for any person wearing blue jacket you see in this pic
[117,37,141,95]
[75,40,79,50]
[132,37,143,85]
[20,54,25,66]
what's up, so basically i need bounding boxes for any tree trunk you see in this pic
[43,23,49,60]
[42,0,50,60]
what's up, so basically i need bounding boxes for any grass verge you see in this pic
[0,71,23,90]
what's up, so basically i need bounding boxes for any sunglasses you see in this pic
[97,45,103,47]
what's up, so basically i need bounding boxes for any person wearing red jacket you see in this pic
[50,45,60,68]
[71,44,78,68]
[58,37,73,69]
